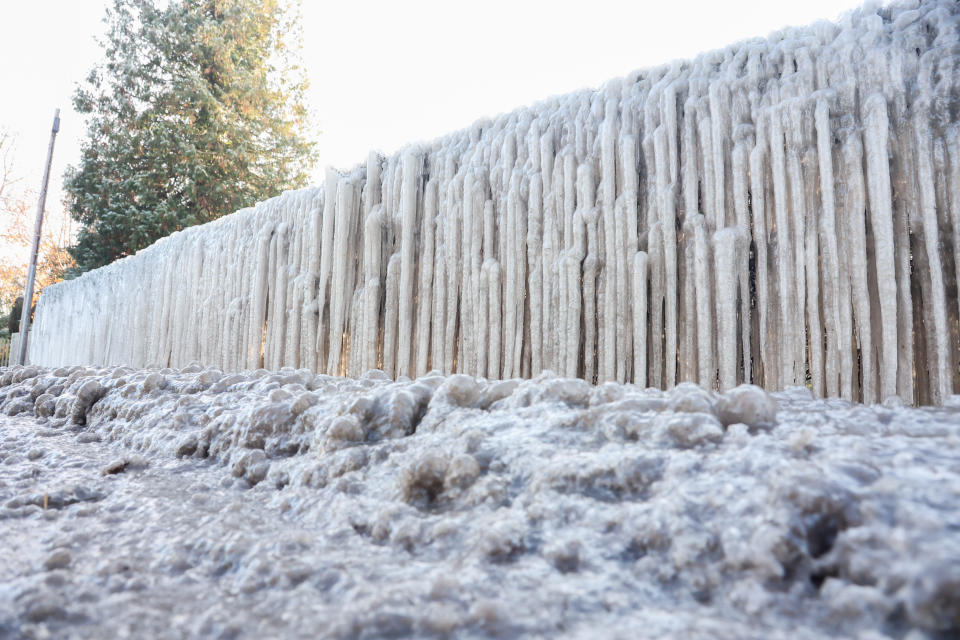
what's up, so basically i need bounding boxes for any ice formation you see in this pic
[28,0,960,404]
[2,364,960,637]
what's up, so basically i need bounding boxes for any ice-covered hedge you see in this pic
[29,0,960,404]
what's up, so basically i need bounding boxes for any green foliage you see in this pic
[65,0,316,273]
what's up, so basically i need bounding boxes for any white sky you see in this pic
[0,0,868,243]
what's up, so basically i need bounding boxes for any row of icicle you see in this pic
[29,0,960,404]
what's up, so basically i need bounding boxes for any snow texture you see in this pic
[1,363,960,638]
[27,0,960,405]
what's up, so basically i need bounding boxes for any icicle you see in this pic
[600,100,618,383]
[714,228,739,391]
[527,173,544,376]
[768,107,798,389]
[443,190,461,374]
[691,216,714,389]
[328,179,358,376]
[383,253,401,377]
[654,126,678,388]
[648,222,666,388]
[415,180,437,377]
[863,94,899,401]
[840,127,875,404]
[632,251,649,387]
[814,95,846,399]
[396,152,421,378]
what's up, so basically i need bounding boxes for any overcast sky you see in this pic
[0,0,868,226]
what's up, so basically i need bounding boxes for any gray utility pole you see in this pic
[16,108,60,366]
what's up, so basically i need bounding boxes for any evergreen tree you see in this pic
[65,0,316,273]
[8,297,22,334]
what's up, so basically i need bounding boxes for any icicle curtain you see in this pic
[29,0,960,404]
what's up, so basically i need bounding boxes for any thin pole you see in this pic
[17,108,60,366]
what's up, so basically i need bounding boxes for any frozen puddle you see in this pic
[1,364,959,638]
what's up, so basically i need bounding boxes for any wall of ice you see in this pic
[28,0,960,404]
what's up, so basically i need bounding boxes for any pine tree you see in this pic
[65,0,316,273]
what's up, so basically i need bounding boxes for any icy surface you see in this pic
[1,364,959,638]
[27,0,960,404]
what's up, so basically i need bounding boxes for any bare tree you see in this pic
[0,131,74,317]
[0,130,21,202]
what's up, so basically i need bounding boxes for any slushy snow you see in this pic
[1,363,960,638]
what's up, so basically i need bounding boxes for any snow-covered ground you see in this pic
[1,363,959,638]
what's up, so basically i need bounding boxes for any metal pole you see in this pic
[16,108,60,366]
